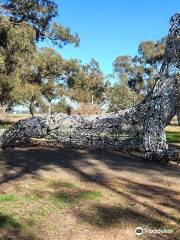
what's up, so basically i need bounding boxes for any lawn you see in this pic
[166,131,180,144]
[0,146,179,240]
[0,116,179,239]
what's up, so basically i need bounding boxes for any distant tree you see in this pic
[138,38,166,70]
[69,59,107,105]
[113,55,156,94]
[39,99,72,115]
[52,100,72,115]
[31,48,64,114]
[11,82,42,116]
[106,75,142,112]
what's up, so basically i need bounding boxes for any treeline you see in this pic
[0,0,166,118]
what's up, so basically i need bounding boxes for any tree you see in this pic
[39,99,72,115]
[0,0,80,46]
[113,55,156,94]
[106,75,141,112]
[31,48,64,115]
[11,82,42,116]
[69,59,107,105]
[138,38,166,70]
[0,0,80,118]
[0,16,36,118]
[109,38,166,111]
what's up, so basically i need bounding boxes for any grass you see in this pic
[0,213,21,229]
[166,131,180,143]
[0,116,179,239]
[49,180,79,190]
[76,204,165,229]
[0,123,11,129]
[24,194,43,201]
[51,190,102,208]
[0,194,17,202]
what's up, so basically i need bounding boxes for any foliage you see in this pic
[0,194,16,202]
[11,82,42,116]
[106,77,142,112]
[52,100,72,115]
[39,99,72,115]
[69,59,107,105]
[0,16,36,109]
[0,0,80,46]
[166,131,180,143]
[138,38,166,69]
[0,0,80,117]
[109,38,166,111]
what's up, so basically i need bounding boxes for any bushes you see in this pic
[72,103,102,115]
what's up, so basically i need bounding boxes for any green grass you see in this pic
[24,194,43,201]
[0,194,17,202]
[0,213,21,229]
[49,181,79,190]
[75,191,102,201]
[166,131,180,143]
[0,124,11,129]
[51,190,102,208]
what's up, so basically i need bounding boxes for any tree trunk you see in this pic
[91,95,94,105]
[0,105,7,120]
[48,103,52,116]
[29,101,34,117]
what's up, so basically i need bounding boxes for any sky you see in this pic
[42,0,179,75]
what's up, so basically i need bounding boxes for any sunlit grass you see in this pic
[166,131,180,143]
[0,194,17,202]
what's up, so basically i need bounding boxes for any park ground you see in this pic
[0,115,179,240]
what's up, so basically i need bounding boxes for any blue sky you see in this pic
[42,0,179,75]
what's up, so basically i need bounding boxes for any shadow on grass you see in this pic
[75,204,164,228]
[0,147,179,184]
[51,190,101,208]
[75,204,179,240]
[0,147,180,232]
[0,213,21,229]
[0,213,39,240]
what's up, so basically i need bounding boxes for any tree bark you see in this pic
[29,100,34,117]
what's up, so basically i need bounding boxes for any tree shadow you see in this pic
[0,212,38,240]
[0,147,179,184]
[0,213,21,229]
[0,146,180,232]
[74,204,164,228]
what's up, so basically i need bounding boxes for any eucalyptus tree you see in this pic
[69,59,107,106]
[0,0,80,117]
